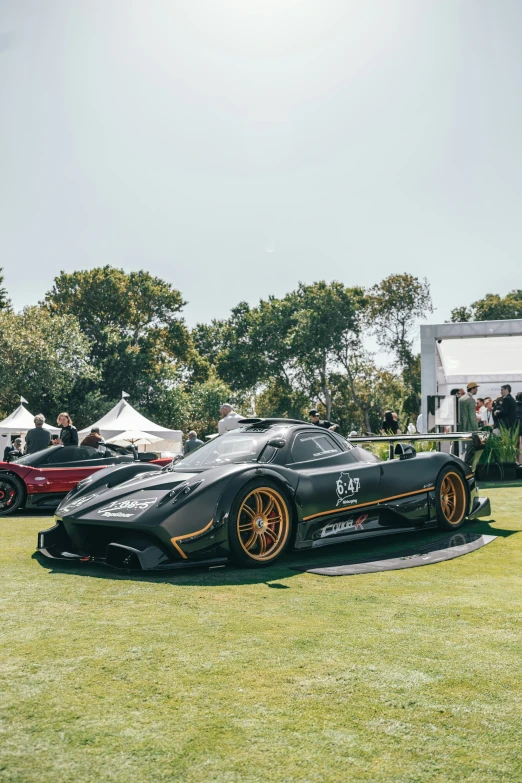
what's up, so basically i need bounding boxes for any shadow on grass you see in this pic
[31,518,515,587]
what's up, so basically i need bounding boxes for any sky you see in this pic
[1,0,521,333]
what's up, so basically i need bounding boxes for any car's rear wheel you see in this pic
[0,473,25,516]
[435,466,468,530]
[229,481,292,567]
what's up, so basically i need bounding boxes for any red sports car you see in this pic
[0,444,171,516]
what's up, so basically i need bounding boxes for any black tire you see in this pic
[434,465,469,531]
[0,472,26,516]
[228,479,293,568]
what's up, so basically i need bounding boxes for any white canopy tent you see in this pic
[420,319,522,429]
[78,398,182,454]
[0,402,59,452]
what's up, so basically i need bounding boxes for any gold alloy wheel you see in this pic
[237,487,290,562]
[439,472,466,525]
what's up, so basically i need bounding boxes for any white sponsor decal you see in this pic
[335,472,361,506]
[61,493,99,514]
[97,497,157,518]
[320,514,368,538]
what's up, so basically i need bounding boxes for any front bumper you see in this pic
[36,522,227,571]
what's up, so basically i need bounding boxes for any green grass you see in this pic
[1,487,522,783]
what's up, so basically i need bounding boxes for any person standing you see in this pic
[515,392,522,464]
[3,438,23,462]
[459,382,479,467]
[80,427,105,448]
[184,430,204,454]
[381,411,399,435]
[480,398,495,429]
[25,414,51,454]
[57,412,79,447]
[308,410,338,431]
[217,404,243,435]
[493,384,517,429]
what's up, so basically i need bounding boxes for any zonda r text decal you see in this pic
[320,514,368,538]
[96,497,157,519]
[336,472,361,506]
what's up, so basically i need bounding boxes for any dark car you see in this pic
[0,444,170,516]
[36,419,491,570]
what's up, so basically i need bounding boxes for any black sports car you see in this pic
[37,419,491,570]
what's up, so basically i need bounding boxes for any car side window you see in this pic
[290,432,343,464]
[41,446,101,464]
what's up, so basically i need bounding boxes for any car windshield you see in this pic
[166,430,274,470]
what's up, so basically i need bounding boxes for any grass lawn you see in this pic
[1,486,521,783]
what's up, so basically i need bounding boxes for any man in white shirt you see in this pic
[480,397,495,428]
[217,403,244,435]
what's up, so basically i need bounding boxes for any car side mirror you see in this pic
[267,438,286,449]
[394,443,416,460]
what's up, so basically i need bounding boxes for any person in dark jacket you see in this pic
[3,438,23,462]
[184,430,204,454]
[57,412,79,447]
[382,410,399,435]
[516,391,522,464]
[493,385,517,429]
[308,410,338,431]
[25,414,51,454]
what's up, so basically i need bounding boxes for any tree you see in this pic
[367,274,433,414]
[200,282,367,420]
[450,290,522,322]
[145,375,237,439]
[186,376,237,437]
[44,266,192,403]
[0,268,11,311]
[255,379,310,421]
[0,306,96,419]
[285,282,367,419]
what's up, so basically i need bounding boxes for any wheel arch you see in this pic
[214,467,299,538]
[0,470,27,508]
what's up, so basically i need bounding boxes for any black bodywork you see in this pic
[37,420,491,570]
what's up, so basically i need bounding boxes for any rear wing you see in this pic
[349,432,484,461]
[349,433,475,444]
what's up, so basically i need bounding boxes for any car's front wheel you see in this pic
[435,466,469,530]
[229,481,292,567]
[0,473,25,516]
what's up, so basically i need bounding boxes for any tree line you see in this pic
[0,267,518,436]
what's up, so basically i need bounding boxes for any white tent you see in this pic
[78,398,182,453]
[0,402,59,451]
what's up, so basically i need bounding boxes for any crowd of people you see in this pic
[4,391,522,465]
[1,412,108,462]
[455,382,520,433]
[456,382,522,467]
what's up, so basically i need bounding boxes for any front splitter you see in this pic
[36,546,228,571]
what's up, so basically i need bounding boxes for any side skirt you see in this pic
[302,521,439,550]
[25,493,66,510]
